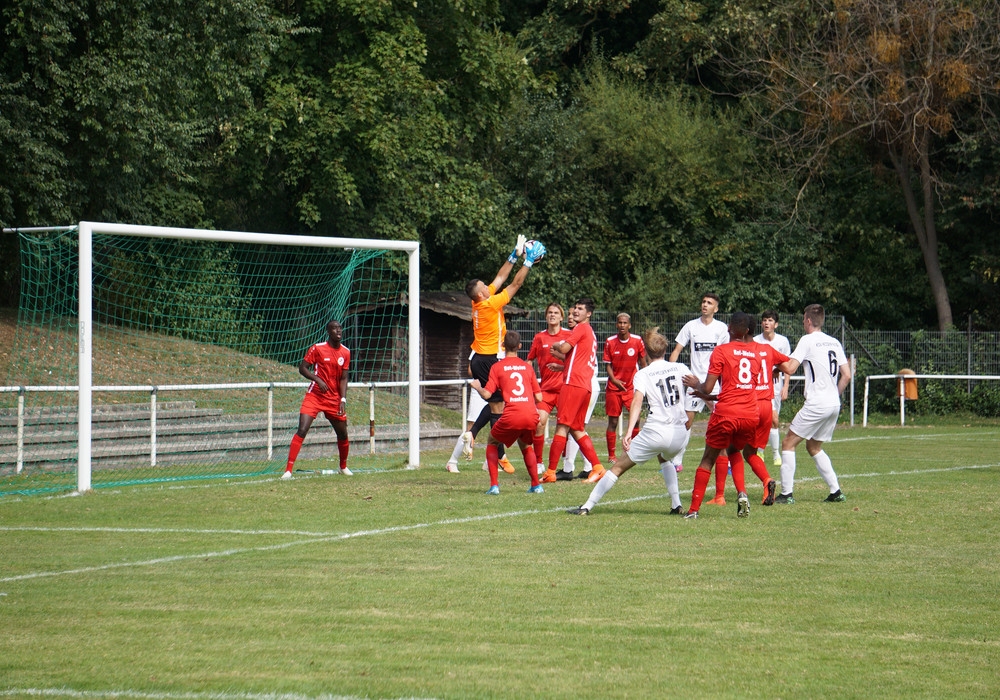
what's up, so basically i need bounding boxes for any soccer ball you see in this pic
[525,239,545,263]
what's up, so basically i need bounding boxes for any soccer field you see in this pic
[2,423,999,699]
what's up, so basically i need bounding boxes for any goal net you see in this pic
[1,223,420,495]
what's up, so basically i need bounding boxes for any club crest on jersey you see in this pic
[338,357,345,366]
[627,348,636,356]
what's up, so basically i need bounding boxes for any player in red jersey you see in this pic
[470,331,545,494]
[540,298,607,484]
[527,303,571,472]
[603,312,647,463]
[725,318,792,506]
[282,319,352,479]
[681,312,793,518]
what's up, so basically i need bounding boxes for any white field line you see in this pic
[1,462,997,585]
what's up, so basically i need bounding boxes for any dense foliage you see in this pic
[2,0,999,329]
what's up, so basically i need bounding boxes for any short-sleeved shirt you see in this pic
[754,332,792,394]
[483,357,541,423]
[675,318,729,381]
[791,331,849,409]
[603,334,646,392]
[707,341,762,419]
[304,342,350,402]
[527,327,571,393]
[470,283,510,356]
[750,341,791,402]
[562,321,598,390]
[632,359,691,428]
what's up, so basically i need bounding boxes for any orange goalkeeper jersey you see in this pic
[470,284,510,355]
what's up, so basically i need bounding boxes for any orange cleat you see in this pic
[585,465,607,483]
[706,495,727,506]
[498,456,516,474]
[541,469,558,483]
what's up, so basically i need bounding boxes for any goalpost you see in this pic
[3,222,420,493]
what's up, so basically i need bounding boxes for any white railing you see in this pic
[862,373,1000,426]
[1,379,468,476]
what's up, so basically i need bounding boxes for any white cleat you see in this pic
[340,467,353,476]
[461,431,474,460]
[280,471,292,480]
[445,462,460,473]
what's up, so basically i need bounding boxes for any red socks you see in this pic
[606,430,617,461]
[286,434,304,472]
[714,454,729,498]
[521,445,539,486]
[691,466,712,512]
[576,434,602,467]
[486,444,500,486]
[747,452,771,484]
[337,438,349,470]
[548,434,568,473]
[727,451,746,493]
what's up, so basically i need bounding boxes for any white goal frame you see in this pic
[7,222,421,491]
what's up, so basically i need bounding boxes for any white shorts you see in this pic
[624,423,689,465]
[466,390,489,422]
[683,389,717,414]
[789,403,840,443]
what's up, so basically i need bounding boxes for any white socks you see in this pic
[780,450,796,495]
[583,471,617,510]
[769,429,781,460]
[780,449,840,494]
[563,437,589,472]
[447,434,465,464]
[813,450,840,493]
[660,463,681,509]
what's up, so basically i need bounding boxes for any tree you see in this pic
[717,0,1000,329]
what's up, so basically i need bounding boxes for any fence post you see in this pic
[267,383,274,460]
[968,315,973,394]
[150,387,158,467]
[898,374,905,426]
[16,387,25,474]
[863,377,870,427]
[849,354,855,427]
[369,383,376,455]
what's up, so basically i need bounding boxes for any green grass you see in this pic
[2,423,999,699]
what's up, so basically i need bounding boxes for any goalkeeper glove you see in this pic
[508,235,527,263]
[524,240,546,267]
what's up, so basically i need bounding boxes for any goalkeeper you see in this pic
[464,238,546,455]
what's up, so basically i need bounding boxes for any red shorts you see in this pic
[753,400,772,449]
[555,384,592,432]
[604,388,634,418]
[537,390,560,415]
[704,412,756,450]
[300,391,347,422]
[491,412,539,447]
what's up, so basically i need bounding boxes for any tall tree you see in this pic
[716,0,1000,329]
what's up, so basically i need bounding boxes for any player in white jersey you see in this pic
[569,328,693,515]
[753,310,792,466]
[776,304,851,504]
[669,292,730,499]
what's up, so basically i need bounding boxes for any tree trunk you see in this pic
[888,143,954,330]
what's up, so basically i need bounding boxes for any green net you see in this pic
[1,227,416,496]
